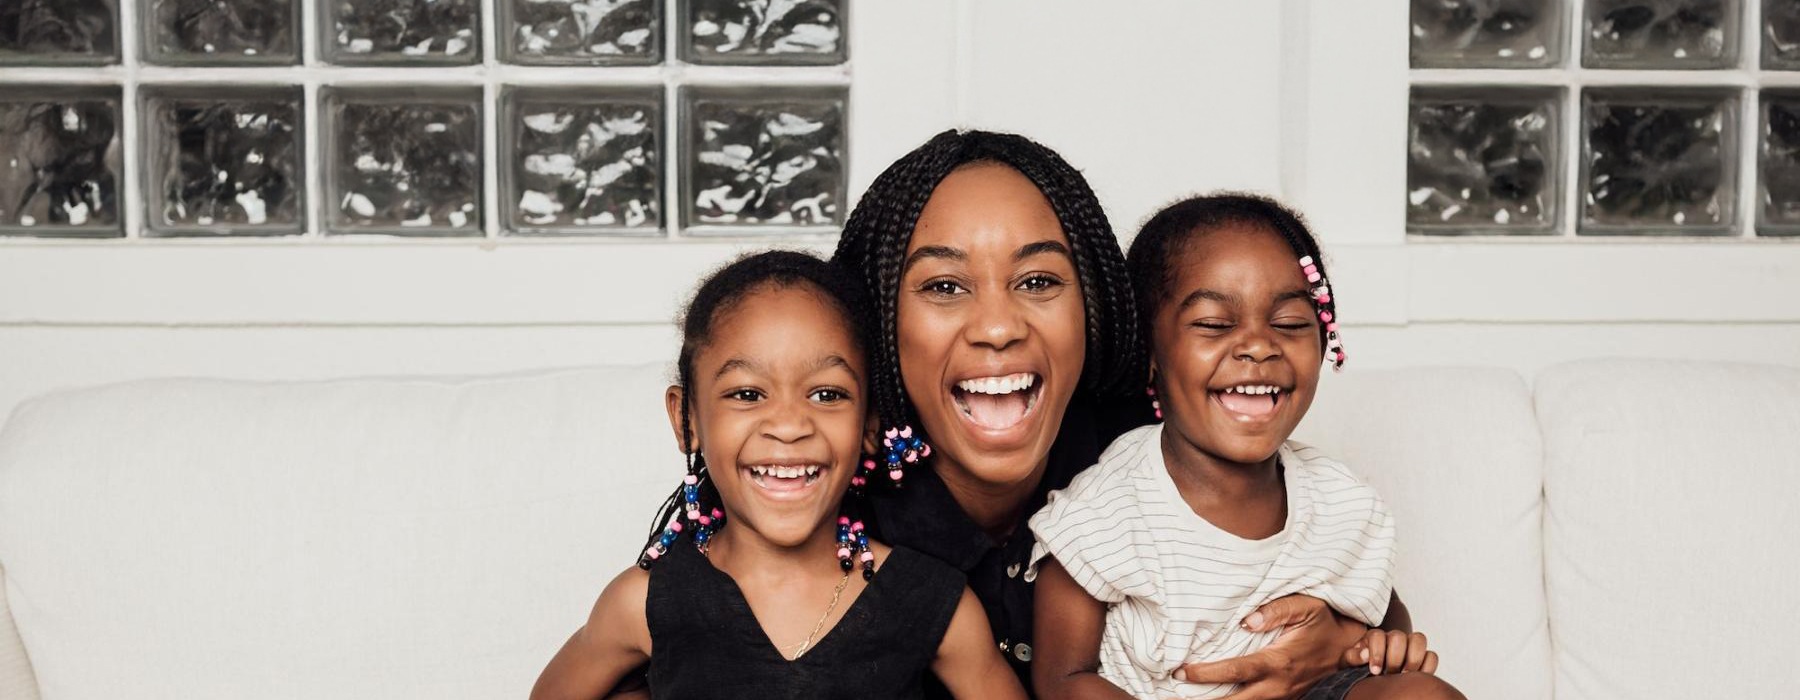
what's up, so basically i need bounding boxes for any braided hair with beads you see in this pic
[1125,192,1346,371]
[829,130,1146,468]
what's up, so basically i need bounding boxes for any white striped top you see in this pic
[1027,424,1395,700]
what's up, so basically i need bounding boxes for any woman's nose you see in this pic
[964,290,1028,351]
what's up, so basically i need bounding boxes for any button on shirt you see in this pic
[864,395,1151,698]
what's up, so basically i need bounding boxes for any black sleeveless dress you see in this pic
[645,541,967,700]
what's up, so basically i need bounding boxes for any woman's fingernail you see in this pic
[1371,666,1383,676]
[1174,669,1188,682]
[1360,649,1370,662]
[1244,612,1264,629]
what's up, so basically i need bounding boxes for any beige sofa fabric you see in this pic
[0,564,41,700]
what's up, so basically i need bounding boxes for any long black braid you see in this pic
[1125,192,1343,361]
[830,130,1146,445]
[638,249,868,567]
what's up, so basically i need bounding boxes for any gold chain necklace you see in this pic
[789,567,853,660]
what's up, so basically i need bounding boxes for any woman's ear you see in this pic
[664,385,697,454]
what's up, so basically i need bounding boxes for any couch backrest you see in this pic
[0,365,679,699]
[1297,367,1552,700]
[0,363,1573,699]
[1534,359,1800,699]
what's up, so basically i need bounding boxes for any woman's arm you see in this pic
[1173,594,1366,700]
[931,587,1027,700]
[1029,559,1136,700]
[531,568,654,700]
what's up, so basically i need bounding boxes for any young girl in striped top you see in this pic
[1028,195,1464,700]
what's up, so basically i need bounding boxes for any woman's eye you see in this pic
[726,389,764,402]
[1018,275,1064,292]
[921,279,966,296]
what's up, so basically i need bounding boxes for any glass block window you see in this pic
[1411,0,1799,237]
[680,85,846,233]
[0,0,847,239]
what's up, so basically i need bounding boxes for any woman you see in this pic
[832,130,1400,699]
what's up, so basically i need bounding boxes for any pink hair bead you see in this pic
[645,548,661,560]
[683,474,698,485]
[859,551,875,562]
[670,522,683,532]
[1320,311,1333,322]
[1326,322,1338,332]
[889,469,904,481]
[837,547,852,558]
[1299,256,1315,267]
[698,515,711,526]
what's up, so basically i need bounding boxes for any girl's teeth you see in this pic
[1226,385,1282,396]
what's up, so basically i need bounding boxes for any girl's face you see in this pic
[1152,224,1322,466]
[897,163,1087,488]
[668,284,870,549]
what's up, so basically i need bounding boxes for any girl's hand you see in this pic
[1343,630,1439,676]
[1172,594,1364,700]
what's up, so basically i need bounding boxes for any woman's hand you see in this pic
[1171,595,1365,700]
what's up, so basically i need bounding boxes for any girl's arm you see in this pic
[1029,558,1136,700]
[931,586,1027,700]
[531,568,654,700]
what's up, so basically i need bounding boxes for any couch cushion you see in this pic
[1536,359,1800,700]
[1295,367,1551,700]
[0,365,678,699]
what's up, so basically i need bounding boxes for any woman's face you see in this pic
[896,163,1087,489]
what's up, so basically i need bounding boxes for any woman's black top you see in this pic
[645,539,967,700]
[864,395,1152,697]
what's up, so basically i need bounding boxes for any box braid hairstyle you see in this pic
[1126,192,1346,372]
[830,130,1145,476]
[637,250,870,569]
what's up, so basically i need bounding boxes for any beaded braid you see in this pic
[831,130,1147,467]
[1125,192,1346,371]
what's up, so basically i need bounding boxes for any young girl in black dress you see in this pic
[531,251,1024,700]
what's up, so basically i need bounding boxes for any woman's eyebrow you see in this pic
[902,245,965,275]
[1013,239,1072,262]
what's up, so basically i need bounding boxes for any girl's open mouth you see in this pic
[745,464,824,495]
[950,373,1042,431]
[1210,383,1285,422]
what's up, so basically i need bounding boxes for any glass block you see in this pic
[1582,89,1735,235]
[322,87,483,236]
[322,0,480,65]
[680,0,845,65]
[1411,0,1562,68]
[502,87,662,236]
[141,86,304,237]
[0,0,119,65]
[680,86,846,232]
[1765,0,1800,69]
[0,85,122,237]
[1584,0,1738,69]
[144,0,299,65]
[502,0,661,65]
[1758,91,1800,235]
[1408,88,1559,234]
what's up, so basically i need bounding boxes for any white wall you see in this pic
[2,0,1798,422]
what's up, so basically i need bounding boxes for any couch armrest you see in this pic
[0,563,40,700]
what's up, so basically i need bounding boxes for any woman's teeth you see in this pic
[955,373,1036,395]
[952,373,1040,430]
[1223,384,1282,396]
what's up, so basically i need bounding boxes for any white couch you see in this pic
[0,359,1794,699]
